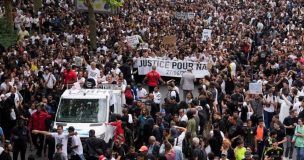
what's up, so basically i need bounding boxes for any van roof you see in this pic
[61,89,113,99]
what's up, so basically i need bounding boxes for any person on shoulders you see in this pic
[53,143,68,160]
[264,141,283,160]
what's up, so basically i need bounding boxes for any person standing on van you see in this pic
[180,68,196,101]
[143,66,165,93]
[63,64,77,88]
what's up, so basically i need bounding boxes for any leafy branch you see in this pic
[104,0,123,9]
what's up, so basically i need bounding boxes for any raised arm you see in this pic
[32,130,52,136]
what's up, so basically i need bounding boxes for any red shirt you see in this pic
[64,69,77,85]
[28,111,51,131]
[110,120,125,143]
[146,70,161,87]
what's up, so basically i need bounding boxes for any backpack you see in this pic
[182,138,192,158]
[171,90,180,102]
[197,108,208,127]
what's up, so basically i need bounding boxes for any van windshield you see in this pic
[56,99,107,123]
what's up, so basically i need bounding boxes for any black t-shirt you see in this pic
[283,116,298,136]
[113,145,125,159]
[125,153,138,160]
[0,151,12,160]
[231,93,244,106]
[275,129,286,148]
[11,126,29,145]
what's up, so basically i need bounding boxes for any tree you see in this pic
[84,0,97,50]
[4,0,13,33]
[34,0,43,14]
[104,0,123,9]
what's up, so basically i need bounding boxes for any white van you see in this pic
[53,86,123,143]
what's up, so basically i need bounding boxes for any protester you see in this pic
[293,118,304,160]
[0,142,12,160]
[0,0,304,159]
[180,68,196,101]
[68,126,84,160]
[143,66,165,93]
[11,120,31,160]
[0,126,4,147]
[32,125,69,159]
[83,130,107,160]
[264,141,283,160]
[28,103,52,157]
[53,143,67,160]
[283,109,298,159]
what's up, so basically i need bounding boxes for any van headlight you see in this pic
[99,133,105,139]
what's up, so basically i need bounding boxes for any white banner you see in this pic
[175,12,196,20]
[137,58,210,78]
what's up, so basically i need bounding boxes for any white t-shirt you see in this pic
[169,90,177,98]
[71,135,83,155]
[51,133,69,156]
[174,131,186,149]
[137,88,148,99]
[178,114,188,122]
[87,66,100,83]
[153,91,162,104]
[263,94,277,113]
[173,86,180,94]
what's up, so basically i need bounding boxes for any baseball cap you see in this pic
[139,146,148,152]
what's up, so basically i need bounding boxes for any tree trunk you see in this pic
[4,0,13,33]
[85,0,97,50]
[34,0,43,14]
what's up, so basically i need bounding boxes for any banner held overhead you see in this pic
[137,58,210,78]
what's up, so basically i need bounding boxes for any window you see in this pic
[56,99,107,123]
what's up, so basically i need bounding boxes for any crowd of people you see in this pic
[0,0,304,160]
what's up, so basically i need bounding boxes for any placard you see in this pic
[175,12,196,20]
[202,29,212,41]
[249,83,262,94]
[163,35,177,45]
[126,35,140,48]
[75,56,83,67]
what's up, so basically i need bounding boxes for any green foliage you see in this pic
[104,0,123,9]
[0,17,18,48]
